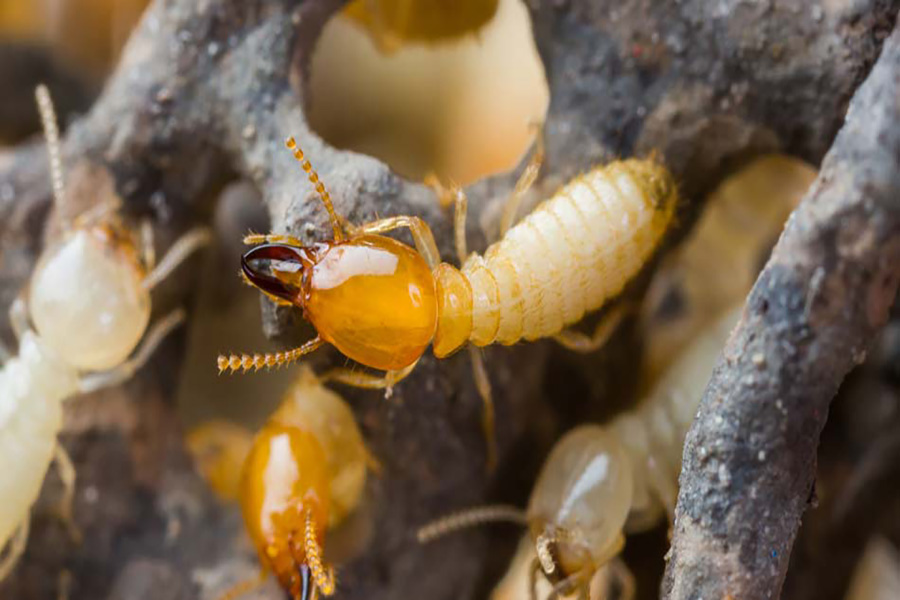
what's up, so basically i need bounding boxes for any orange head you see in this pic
[240,423,335,599]
[242,234,438,371]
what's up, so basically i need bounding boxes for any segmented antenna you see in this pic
[35,85,66,218]
[304,510,336,596]
[217,338,324,374]
[416,505,527,544]
[285,137,344,242]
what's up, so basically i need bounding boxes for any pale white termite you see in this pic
[219,135,678,469]
[0,85,210,580]
[418,305,741,600]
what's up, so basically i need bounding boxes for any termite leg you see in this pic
[469,346,497,472]
[547,569,589,600]
[424,173,456,209]
[351,216,441,270]
[214,571,267,600]
[646,456,678,532]
[452,185,469,264]
[608,558,636,600]
[500,123,545,234]
[58,568,72,600]
[425,176,469,263]
[139,218,156,271]
[9,294,28,343]
[528,558,541,600]
[53,444,82,543]
[78,308,186,393]
[322,360,419,399]
[142,227,212,291]
[553,304,630,353]
[0,518,29,581]
[243,232,304,247]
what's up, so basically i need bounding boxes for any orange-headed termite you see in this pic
[218,133,678,469]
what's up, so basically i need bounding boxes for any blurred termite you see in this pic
[418,306,741,600]
[0,85,210,581]
[342,0,500,53]
[640,154,816,379]
[218,134,678,469]
[846,537,900,600]
[188,366,372,600]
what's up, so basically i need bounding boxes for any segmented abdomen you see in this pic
[0,333,76,547]
[463,159,677,346]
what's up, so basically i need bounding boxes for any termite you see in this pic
[189,366,372,600]
[846,537,900,600]
[218,133,678,468]
[0,85,210,580]
[342,0,500,53]
[417,306,741,600]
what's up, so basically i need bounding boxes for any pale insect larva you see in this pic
[188,366,373,600]
[846,537,900,600]
[0,85,210,581]
[418,305,742,600]
[220,134,678,469]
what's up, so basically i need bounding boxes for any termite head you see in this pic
[29,84,151,371]
[240,242,321,308]
[29,222,151,370]
[242,234,438,372]
[240,423,335,599]
[526,426,633,583]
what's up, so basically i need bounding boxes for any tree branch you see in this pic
[663,20,900,600]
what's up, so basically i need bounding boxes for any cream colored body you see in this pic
[0,225,206,579]
[501,306,740,598]
[0,230,150,561]
[460,160,676,347]
[0,85,208,583]
[0,332,77,547]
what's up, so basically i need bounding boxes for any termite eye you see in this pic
[241,243,307,302]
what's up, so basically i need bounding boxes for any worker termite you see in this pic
[218,134,678,468]
[0,85,210,580]
[418,305,741,600]
[188,366,372,600]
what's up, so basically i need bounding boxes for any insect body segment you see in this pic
[445,159,677,352]
[0,85,210,581]
[220,135,677,470]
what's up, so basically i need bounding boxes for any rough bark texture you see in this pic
[663,22,900,600]
[0,1,898,599]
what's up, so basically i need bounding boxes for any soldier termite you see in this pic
[188,366,373,600]
[0,85,210,581]
[218,134,678,469]
[417,306,741,600]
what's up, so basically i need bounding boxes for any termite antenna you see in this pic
[216,338,324,374]
[35,84,68,224]
[285,137,344,242]
[304,510,336,596]
[416,505,527,544]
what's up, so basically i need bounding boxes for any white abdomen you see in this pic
[0,332,77,546]
[463,159,677,346]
